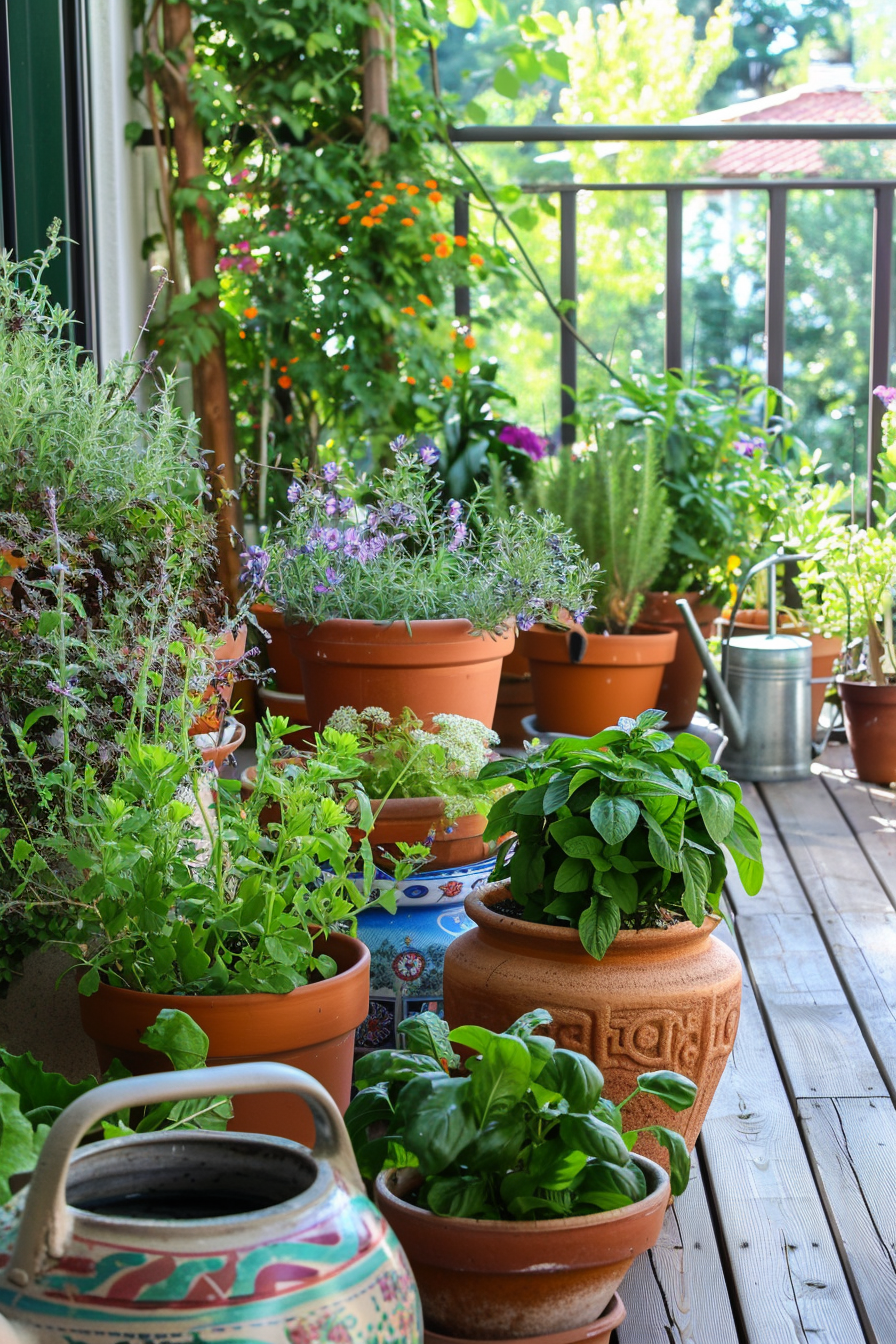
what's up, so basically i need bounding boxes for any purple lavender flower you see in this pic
[338,496,353,516]
[516,611,535,632]
[500,424,549,462]
[733,435,764,460]
[322,462,340,483]
[418,439,440,466]
[448,522,467,552]
[573,608,588,625]
[287,480,302,503]
[313,566,344,594]
[322,527,341,552]
[325,494,339,517]
[239,544,270,588]
[447,499,463,523]
[873,384,896,410]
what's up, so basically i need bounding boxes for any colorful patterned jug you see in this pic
[0,1062,421,1344]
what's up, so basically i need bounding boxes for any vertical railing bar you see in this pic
[454,193,470,322]
[765,185,787,401]
[665,187,683,374]
[560,188,577,446]
[867,185,894,525]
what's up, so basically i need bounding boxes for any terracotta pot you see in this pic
[839,677,896,785]
[442,884,741,1167]
[194,717,246,768]
[494,675,536,750]
[422,1294,625,1344]
[291,619,514,732]
[252,601,304,693]
[258,685,316,748]
[78,929,370,1148]
[358,797,490,872]
[635,592,720,729]
[376,1161,665,1340]
[519,625,678,737]
[501,643,531,680]
[723,610,841,728]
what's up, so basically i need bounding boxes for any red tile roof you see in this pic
[687,87,890,177]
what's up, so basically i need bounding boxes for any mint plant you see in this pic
[347,1008,696,1218]
[479,710,764,959]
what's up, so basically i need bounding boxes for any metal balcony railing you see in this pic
[451,123,896,513]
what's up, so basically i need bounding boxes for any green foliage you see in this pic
[0,1008,231,1201]
[531,425,672,632]
[480,709,764,954]
[346,1007,697,1216]
[324,706,501,822]
[264,444,599,630]
[794,524,896,684]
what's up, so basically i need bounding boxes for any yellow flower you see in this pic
[726,554,740,573]
[729,582,738,606]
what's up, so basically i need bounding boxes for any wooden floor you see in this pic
[616,743,896,1344]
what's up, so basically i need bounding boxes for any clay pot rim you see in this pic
[85,926,370,1010]
[465,881,721,956]
[376,1153,668,1242]
[837,674,896,696]
[519,624,678,666]
[421,1292,626,1344]
[290,616,513,640]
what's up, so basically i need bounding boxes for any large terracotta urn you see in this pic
[635,591,720,728]
[442,885,741,1167]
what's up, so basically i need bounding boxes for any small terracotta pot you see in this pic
[723,610,841,729]
[291,618,514,732]
[501,644,531,681]
[839,677,896,785]
[0,550,26,593]
[357,797,490,872]
[252,602,304,694]
[423,1294,625,1344]
[442,884,741,1167]
[519,625,678,737]
[493,675,536,750]
[78,929,370,1147]
[635,592,720,728]
[376,1163,665,1340]
[194,717,246,768]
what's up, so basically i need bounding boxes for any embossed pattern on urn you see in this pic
[442,883,742,1168]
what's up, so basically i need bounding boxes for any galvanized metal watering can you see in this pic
[0,1062,422,1344]
[676,552,814,782]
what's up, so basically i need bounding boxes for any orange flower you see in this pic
[289,356,300,364]
[411,206,421,215]
[400,306,416,316]
[383,194,397,204]
[421,252,432,262]
[441,375,453,389]
[464,335,476,349]
[347,201,361,210]
[470,253,484,266]
[238,330,246,339]
[435,243,450,258]
[417,294,433,306]
[311,331,322,341]
[280,365,288,372]
[244,305,258,318]
[454,235,467,247]
[342,364,350,371]
[278,375,292,389]
[370,203,387,216]
[406,184,419,195]
[371,180,383,189]
[396,182,408,190]
[430,232,447,243]
[449,328,458,340]
[401,218,414,226]
[270,358,278,367]
[406,375,416,384]
[285,414,293,424]
[428,191,442,204]
[338,215,351,225]
[364,190,374,198]
[425,179,438,189]
[157,338,165,346]
[360,215,375,227]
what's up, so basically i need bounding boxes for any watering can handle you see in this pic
[6,1062,363,1285]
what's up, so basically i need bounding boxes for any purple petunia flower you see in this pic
[287,480,302,504]
[418,440,440,466]
[873,384,896,410]
[239,544,270,588]
[448,522,467,552]
[325,494,339,517]
[447,499,463,523]
[733,435,764,460]
[500,424,549,461]
[322,527,341,552]
[322,462,340,483]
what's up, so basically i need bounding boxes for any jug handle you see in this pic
[5,1061,364,1286]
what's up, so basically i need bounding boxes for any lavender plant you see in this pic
[260,442,599,632]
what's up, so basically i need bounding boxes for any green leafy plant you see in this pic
[263,443,599,632]
[530,424,672,632]
[325,705,501,821]
[0,1008,231,1202]
[795,524,896,685]
[346,1008,696,1218]
[479,710,764,959]
[3,713,421,998]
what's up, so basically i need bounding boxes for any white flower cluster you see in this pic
[328,705,393,733]
[429,713,500,778]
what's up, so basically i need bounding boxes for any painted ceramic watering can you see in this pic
[0,1062,421,1344]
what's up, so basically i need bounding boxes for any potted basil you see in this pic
[441,710,764,1163]
[347,1008,696,1343]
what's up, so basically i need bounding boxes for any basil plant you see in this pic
[347,1009,697,1220]
[479,710,764,959]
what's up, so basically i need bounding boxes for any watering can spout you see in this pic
[675,599,748,751]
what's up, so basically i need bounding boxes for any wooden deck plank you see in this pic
[817,745,896,911]
[798,1098,896,1344]
[699,923,866,1344]
[617,1151,739,1344]
[735,913,889,1101]
[726,783,809,917]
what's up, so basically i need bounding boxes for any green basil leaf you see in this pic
[395,1075,477,1175]
[645,1125,691,1196]
[636,1070,698,1112]
[527,1139,589,1190]
[554,855,592,892]
[468,1034,532,1122]
[353,1050,446,1088]
[694,785,736,845]
[538,1048,604,1112]
[579,895,621,959]
[573,1158,646,1211]
[680,847,710,926]
[402,1011,459,1068]
[559,1112,630,1165]
[589,795,640,845]
[424,1173,493,1218]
